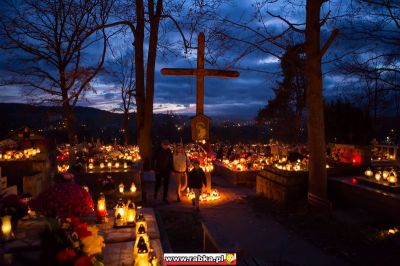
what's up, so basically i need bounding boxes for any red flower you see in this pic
[30,183,94,218]
[70,217,81,228]
[74,222,92,239]
[57,249,77,263]
[74,256,94,266]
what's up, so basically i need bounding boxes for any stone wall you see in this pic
[218,164,259,187]
[256,166,308,204]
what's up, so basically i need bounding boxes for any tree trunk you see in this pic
[61,95,76,167]
[134,0,150,168]
[305,0,329,208]
[123,110,130,145]
[138,0,163,170]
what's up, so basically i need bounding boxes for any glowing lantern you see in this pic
[130,182,137,193]
[383,170,389,180]
[1,215,14,241]
[134,236,149,265]
[364,168,373,178]
[388,170,398,185]
[114,199,126,226]
[115,162,120,168]
[119,183,125,194]
[88,163,94,170]
[127,202,136,224]
[135,213,148,235]
[0,153,2,160]
[100,163,105,169]
[149,249,158,266]
[375,171,382,182]
[107,162,112,168]
[96,193,107,223]
[124,162,128,169]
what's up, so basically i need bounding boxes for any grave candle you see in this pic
[124,162,128,169]
[1,215,14,241]
[364,168,373,178]
[388,170,398,185]
[88,163,94,170]
[115,199,126,224]
[119,183,125,193]
[107,162,112,169]
[135,213,148,235]
[130,182,137,193]
[383,170,389,180]
[115,162,120,168]
[96,193,107,222]
[134,236,149,265]
[100,163,105,169]
[375,171,382,182]
[127,202,136,224]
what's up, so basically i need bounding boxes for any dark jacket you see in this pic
[153,147,173,173]
[188,167,207,189]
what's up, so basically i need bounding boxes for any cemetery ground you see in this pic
[141,173,400,266]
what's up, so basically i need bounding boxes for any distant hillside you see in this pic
[0,103,267,144]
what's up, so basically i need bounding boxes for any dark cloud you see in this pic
[1,0,394,119]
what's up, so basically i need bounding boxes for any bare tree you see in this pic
[337,0,399,129]
[0,0,114,146]
[111,48,136,145]
[304,0,339,208]
[98,0,227,168]
[210,0,339,207]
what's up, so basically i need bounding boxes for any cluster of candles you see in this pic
[273,158,311,172]
[200,157,214,173]
[371,149,396,161]
[222,157,273,171]
[118,182,137,194]
[88,160,129,171]
[0,148,41,161]
[95,194,157,265]
[57,164,70,173]
[364,167,398,185]
[56,144,142,173]
[186,188,221,202]
[98,145,141,162]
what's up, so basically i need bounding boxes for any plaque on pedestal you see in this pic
[191,114,210,141]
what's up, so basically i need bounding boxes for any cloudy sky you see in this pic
[0,0,394,119]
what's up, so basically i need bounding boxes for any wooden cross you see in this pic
[161,32,239,115]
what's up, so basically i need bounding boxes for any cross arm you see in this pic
[204,69,240,78]
[161,68,196,76]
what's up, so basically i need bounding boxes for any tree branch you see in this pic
[320,28,339,57]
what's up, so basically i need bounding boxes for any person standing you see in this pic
[188,159,207,212]
[153,140,173,203]
[172,144,190,202]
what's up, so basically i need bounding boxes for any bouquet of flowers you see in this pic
[41,217,105,266]
[30,183,94,218]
